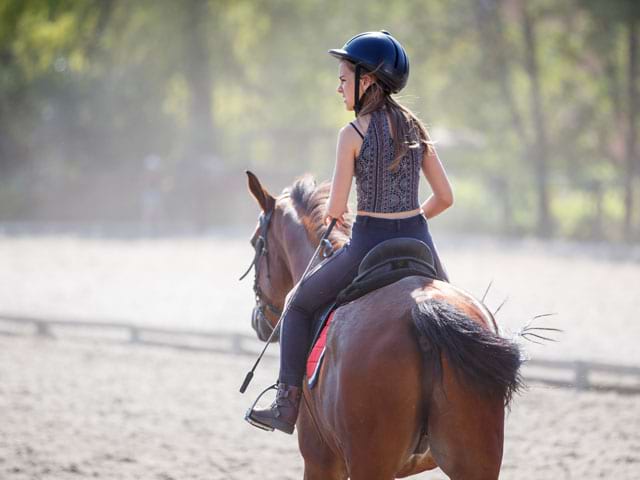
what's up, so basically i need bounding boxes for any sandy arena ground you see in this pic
[1,336,639,480]
[1,233,640,478]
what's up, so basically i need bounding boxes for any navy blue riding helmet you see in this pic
[328,30,410,114]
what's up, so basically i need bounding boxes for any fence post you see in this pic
[130,327,141,344]
[231,334,243,355]
[574,361,589,390]
[35,321,53,337]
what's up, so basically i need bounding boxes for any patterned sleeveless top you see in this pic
[352,108,423,213]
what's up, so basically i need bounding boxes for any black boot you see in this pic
[247,383,302,434]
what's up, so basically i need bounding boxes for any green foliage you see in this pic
[0,0,638,240]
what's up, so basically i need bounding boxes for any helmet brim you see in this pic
[328,49,377,75]
[328,49,355,62]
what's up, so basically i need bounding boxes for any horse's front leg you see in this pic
[297,398,347,480]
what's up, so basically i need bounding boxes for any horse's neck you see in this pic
[282,220,317,283]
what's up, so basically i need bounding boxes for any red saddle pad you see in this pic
[306,310,336,388]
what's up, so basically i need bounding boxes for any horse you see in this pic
[243,170,522,480]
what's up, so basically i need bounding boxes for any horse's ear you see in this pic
[246,170,275,212]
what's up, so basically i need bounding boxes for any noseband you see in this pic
[239,211,282,333]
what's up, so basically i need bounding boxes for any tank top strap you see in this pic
[349,121,364,139]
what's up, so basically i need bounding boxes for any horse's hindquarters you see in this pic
[411,294,520,479]
[308,281,431,478]
[300,278,516,480]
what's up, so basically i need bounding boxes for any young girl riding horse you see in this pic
[249,31,453,434]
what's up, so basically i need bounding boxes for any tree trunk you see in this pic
[623,17,638,240]
[183,0,215,230]
[85,0,114,59]
[472,0,527,233]
[521,2,553,237]
[473,0,528,144]
[184,0,215,161]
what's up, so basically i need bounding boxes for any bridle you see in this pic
[239,210,282,333]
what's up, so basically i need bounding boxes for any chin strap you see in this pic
[354,64,361,116]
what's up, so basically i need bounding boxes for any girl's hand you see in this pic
[324,213,346,228]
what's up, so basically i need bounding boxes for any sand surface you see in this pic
[1,233,640,479]
[1,335,639,480]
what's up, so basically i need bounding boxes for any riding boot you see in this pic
[248,383,302,434]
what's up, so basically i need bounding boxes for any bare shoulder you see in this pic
[339,114,371,152]
[421,139,440,163]
[338,122,363,148]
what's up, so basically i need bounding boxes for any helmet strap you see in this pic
[354,65,361,116]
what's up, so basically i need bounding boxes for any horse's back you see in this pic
[327,275,492,358]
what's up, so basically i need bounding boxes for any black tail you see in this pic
[412,300,523,407]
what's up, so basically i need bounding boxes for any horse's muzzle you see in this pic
[251,307,280,343]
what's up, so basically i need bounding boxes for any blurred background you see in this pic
[1,0,639,240]
[2,2,640,479]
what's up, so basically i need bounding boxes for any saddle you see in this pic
[337,237,437,305]
[306,238,438,388]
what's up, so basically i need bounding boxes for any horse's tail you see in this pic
[411,299,523,407]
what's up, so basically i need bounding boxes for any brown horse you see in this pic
[244,171,522,480]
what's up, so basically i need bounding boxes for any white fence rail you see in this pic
[0,313,269,358]
[2,313,639,394]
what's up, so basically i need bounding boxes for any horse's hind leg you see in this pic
[427,379,504,480]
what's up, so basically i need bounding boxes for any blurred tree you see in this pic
[519,0,553,237]
[183,0,215,161]
[472,0,530,234]
[578,0,640,240]
[0,0,637,239]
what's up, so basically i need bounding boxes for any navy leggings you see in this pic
[279,214,448,386]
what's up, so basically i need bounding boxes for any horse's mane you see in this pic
[282,175,352,249]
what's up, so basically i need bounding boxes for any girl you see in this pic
[249,31,453,434]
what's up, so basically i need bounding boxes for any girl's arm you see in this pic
[420,145,453,219]
[325,125,357,225]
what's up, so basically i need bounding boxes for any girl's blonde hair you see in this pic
[346,62,434,171]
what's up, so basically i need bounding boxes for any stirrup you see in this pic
[244,383,278,432]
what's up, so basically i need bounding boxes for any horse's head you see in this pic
[242,171,352,342]
[241,171,292,342]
